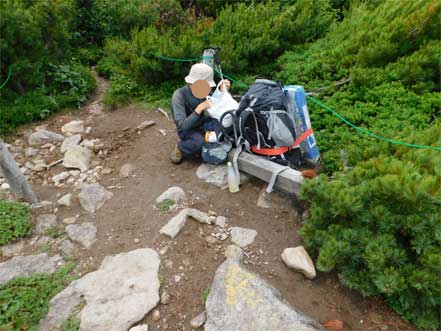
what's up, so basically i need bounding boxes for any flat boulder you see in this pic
[62,146,92,172]
[66,222,97,249]
[205,260,324,331]
[230,227,257,248]
[61,120,84,134]
[78,183,113,213]
[39,248,160,331]
[0,253,63,285]
[28,130,64,146]
[61,134,82,153]
[35,214,58,234]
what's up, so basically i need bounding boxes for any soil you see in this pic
[3,74,411,331]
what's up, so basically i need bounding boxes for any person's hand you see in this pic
[195,100,211,115]
[220,79,231,92]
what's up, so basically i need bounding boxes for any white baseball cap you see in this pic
[185,63,216,87]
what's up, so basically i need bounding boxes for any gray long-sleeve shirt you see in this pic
[171,85,210,132]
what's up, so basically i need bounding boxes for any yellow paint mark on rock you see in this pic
[225,264,262,308]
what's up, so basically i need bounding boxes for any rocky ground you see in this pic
[0,74,410,331]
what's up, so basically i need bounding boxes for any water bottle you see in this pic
[227,162,239,193]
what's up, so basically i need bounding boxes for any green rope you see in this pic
[148,52,440,150]
[211,66,248,88]
[149,53,201,62]
[0,67,12,90]
[306,95,441,151]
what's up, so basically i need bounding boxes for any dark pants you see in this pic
[178,129,205,155]
[177,119,222,156]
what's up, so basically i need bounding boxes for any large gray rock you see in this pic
[78,183,113,213]
[159,209,188,239]
[230,227,257,248]
[61,120,84,135]
[66,223,97,249]
[0,253,63,285]
[62,146,93,172]
[205,260,324,331]
[28,130,64,146]
[61,134,82,153]
[39,248,160,331]
[156,186,185,204]
[35,214,58,234]
[281,247,316,280]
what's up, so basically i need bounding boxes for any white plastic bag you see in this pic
[206,81,238,128]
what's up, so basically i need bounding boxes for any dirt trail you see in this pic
[5,74,409,331]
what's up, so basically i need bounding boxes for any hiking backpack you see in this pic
[221,79,302,167]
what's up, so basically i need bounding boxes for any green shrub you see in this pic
[300,125,441,329]
[204,0,335,76]
[103,74,142,107]
[0,262,76,331]
[0,0,77,92]
[95,0,186,38]
[48,63,96,108]
[0,201,32,246]
[0,64,95,135]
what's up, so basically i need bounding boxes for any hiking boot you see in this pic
[170,144,183,164]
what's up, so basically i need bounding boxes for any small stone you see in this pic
[85,126,92,134]
[159,246,169,256]
[58,193,72,207]
[224,245,243,261]
[35,214,58,234]
[78,183,113,213]
[61,134,82,153]
[130,324,149,331]
[61,120,84,134]
[52,171,69,183]
[281,246,316,279]
[119,163,135,178]
[190,312,207,329]
[28,130,64,146]
[60,240,74,256]
[63,217,76,224]
[158,129,167,136]
[41,143,54,149]
[215,216,227,227]
[152,309,161,321]
[174,275,181,283]
[205,235,218,245]
[1,182,10,191]
[160,291,171,305]
[230,227,257,248]
[156,186,185,205]
[187,208,213,224]
[66,222,97,249]
[25,147,39,157]
[37,236,51,246]
[134,238,140,244]
[136,120,155,131]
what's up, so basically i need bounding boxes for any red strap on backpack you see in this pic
[250,127,313,156]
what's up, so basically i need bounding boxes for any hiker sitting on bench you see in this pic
[170,63,230,164]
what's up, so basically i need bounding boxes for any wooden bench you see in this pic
[228,149,303,194]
